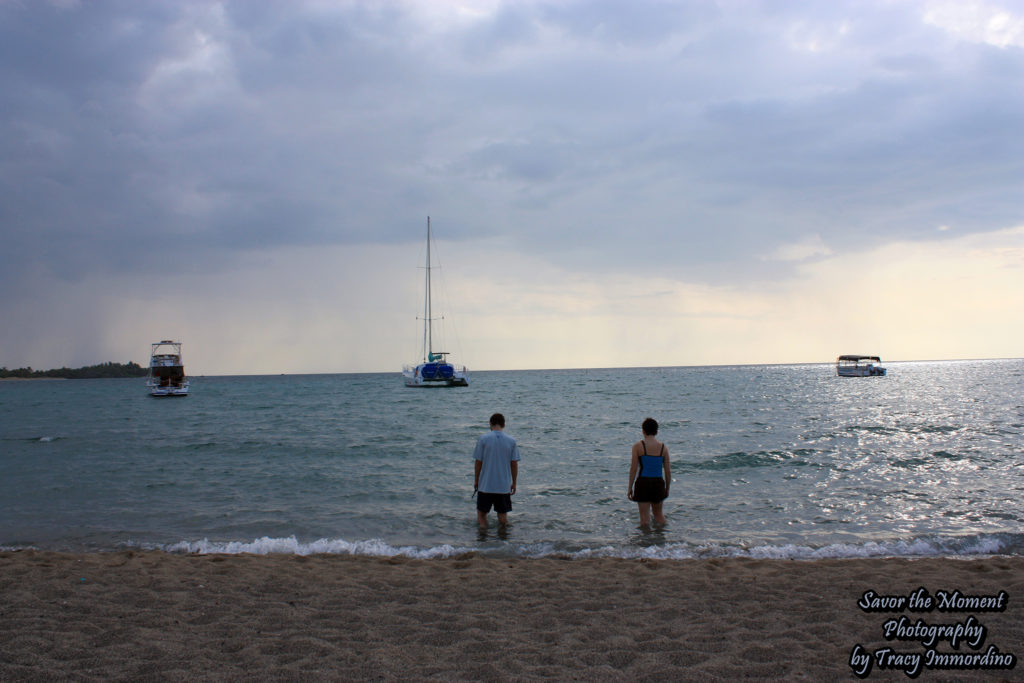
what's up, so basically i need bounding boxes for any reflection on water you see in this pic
[631,526,669,548]
[477,524,511,543]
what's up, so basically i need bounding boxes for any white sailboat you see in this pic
[402,218,469,387]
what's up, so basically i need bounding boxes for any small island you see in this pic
[0,361,148,380]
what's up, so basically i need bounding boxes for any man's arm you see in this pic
[474,459,482,491]
[509,461,518,495]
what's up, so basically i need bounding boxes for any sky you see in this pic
[1,0,1022,374]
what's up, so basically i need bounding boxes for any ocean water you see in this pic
[1,360,1022,559]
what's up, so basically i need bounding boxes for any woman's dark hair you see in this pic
[642,417,658,436]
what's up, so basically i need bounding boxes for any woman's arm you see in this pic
[627,443,639,500]
[663,448,671,497]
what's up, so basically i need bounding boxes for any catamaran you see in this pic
[147,340,190,396]
[402,218,469,387]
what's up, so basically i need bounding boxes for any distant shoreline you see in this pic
[0,361,146,381]
[0,376,67,382]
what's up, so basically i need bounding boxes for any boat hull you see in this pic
[148,384,190,397]
[837,367,886,377]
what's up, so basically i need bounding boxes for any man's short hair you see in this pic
[642,417,658,435]
[490,413,506,428]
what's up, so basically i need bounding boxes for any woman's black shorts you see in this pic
[633,477,666,503]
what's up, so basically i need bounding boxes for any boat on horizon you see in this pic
[836,354,887,377]
[402,218,469,388]
[147,340,190,396]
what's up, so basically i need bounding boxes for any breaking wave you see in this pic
[159,532,1024,560]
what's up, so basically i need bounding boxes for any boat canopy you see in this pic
[837,355,881,362]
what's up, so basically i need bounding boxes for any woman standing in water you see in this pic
[627,417,671,527]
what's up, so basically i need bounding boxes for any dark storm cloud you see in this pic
[1,0,1021,289]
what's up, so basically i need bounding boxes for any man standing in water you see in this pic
[473,413,520,529]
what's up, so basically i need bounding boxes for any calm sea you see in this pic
[2,360,1022,559]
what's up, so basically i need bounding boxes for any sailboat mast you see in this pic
[424,217,432,361]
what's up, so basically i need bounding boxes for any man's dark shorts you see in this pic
[476,492,512,514]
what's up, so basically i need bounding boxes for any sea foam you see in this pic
[159,533,1014,560]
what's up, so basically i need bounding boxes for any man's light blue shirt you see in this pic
[473,430,521,494]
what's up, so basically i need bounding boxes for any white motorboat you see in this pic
[836,355,887,377]
[147,340,190,396]
[402,218,469,387]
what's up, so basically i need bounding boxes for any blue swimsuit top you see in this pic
[638,441,665,478]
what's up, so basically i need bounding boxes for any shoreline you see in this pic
[0,376,67,381]
[2,551,1021,680]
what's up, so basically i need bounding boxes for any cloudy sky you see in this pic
[2,0,1021,374]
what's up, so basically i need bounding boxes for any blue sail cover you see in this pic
[420,362,455,380]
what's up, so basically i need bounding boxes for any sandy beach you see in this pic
[1,551,1021,681]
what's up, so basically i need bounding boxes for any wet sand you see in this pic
[1,551,1021,681]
